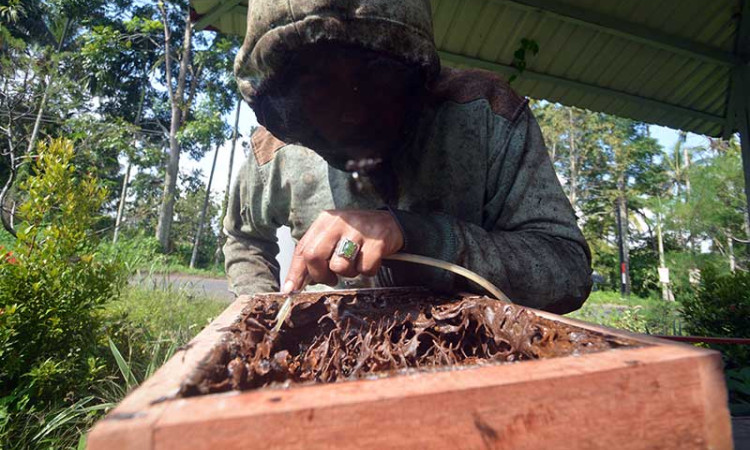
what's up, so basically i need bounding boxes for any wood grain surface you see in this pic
[87,291,733,450]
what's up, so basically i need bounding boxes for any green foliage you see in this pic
[102,231,225,277]
[170,170,222,268]
[628,245,661,298]
[726,367,750,416]
[0,227,15,250]
[100,231,163,273]
[0,279,223,448]
[680,267,750,370]
[0,139,124,447]
[102,284,226,358]
[572,291,683,336]
[509,38,539,83]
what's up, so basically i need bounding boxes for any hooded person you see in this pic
[224,0,593,313]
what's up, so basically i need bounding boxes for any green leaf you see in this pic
[108,338,137,390]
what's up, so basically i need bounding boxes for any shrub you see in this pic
[680,266,750,370]
[574,291,683,336]
[101,284,226,370]
[99,231,164,275]
[0,139,124,445]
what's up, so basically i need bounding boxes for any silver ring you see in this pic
[335,238,361,261]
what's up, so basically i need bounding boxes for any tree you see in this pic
[678,138,748,272]
[171,169,221,267]
[594,117,666,296]
[179,103,228,268]
[190,143,219,269]
[214,99,245,267]
[537,104,668,294]
[152,1,237,252]
[0,0,116,235]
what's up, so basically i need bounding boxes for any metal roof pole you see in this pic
[738,0,750,243]
[740,66,750,241]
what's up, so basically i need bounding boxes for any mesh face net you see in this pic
[254,44,426,170]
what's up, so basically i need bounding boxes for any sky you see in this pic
[183,106,722,280]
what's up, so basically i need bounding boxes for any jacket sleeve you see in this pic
[223,159,281,296]
[390,106,592,313]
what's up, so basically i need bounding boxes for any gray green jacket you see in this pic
[226,0,592,313]
[223,67,593,313]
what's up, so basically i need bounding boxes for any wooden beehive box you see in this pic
[88,289,733,450]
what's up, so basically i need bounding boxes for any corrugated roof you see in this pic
[190,0,749,138]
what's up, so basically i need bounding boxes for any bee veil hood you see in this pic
[234,0,441,109]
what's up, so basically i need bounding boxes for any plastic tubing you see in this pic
[383,253,511,302]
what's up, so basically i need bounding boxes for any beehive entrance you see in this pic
[179,290,641,397]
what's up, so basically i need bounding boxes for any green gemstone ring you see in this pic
[335,238,361,261]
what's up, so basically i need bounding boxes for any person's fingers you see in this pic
[283,209,405,292]
[329,236,363,278]
[356,239,386,277]
[301,230,339,286]
[283,245,310,294]
[282,213,332,293]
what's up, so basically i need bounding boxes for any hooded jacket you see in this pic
[225,0,593,313]
[235,0,440,111]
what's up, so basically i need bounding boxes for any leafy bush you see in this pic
[0,139,124,446]
[101,284,226,369]
[0,228,15,249]
[100,232,164,274]
[573,291,683,336]
[680,267,750,369]
[727,367,750,416]
[628,246,661,298]
[100,232,225,278]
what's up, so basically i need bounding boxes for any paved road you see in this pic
[734,416,749,449]
[131,273,234,302]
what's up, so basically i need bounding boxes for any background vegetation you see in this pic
[0,0,748,447]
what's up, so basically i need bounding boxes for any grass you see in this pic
[571,290,684,336]
[1,284,227,449]
[103,283,227,346]
[101,235,226,279]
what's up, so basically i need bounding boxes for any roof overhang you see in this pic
[190,0,749,139]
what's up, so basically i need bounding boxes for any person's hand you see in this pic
[282,210,404,293]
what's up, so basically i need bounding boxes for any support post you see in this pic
[739,66,750,250]
[615,197,630,297]
[735,0,750,249]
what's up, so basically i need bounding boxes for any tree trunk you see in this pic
[9,201,15,230]
[156,9,193,252]
[615,175,631,297]
[0,167,16,237]
[655,200,673,301]
[727,232,736,273]
[680,131,691,199]
[113,162,132,244]
[568,109,578,208]
[214,98,243,267]
[26,17,71,157]
[6,18,71,236]
[113,86,146,244]
[191,145,220,269]
[1,132,17,236]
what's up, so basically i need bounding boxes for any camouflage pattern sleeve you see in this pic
[223,159,281,296]
[391,106,592,313]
